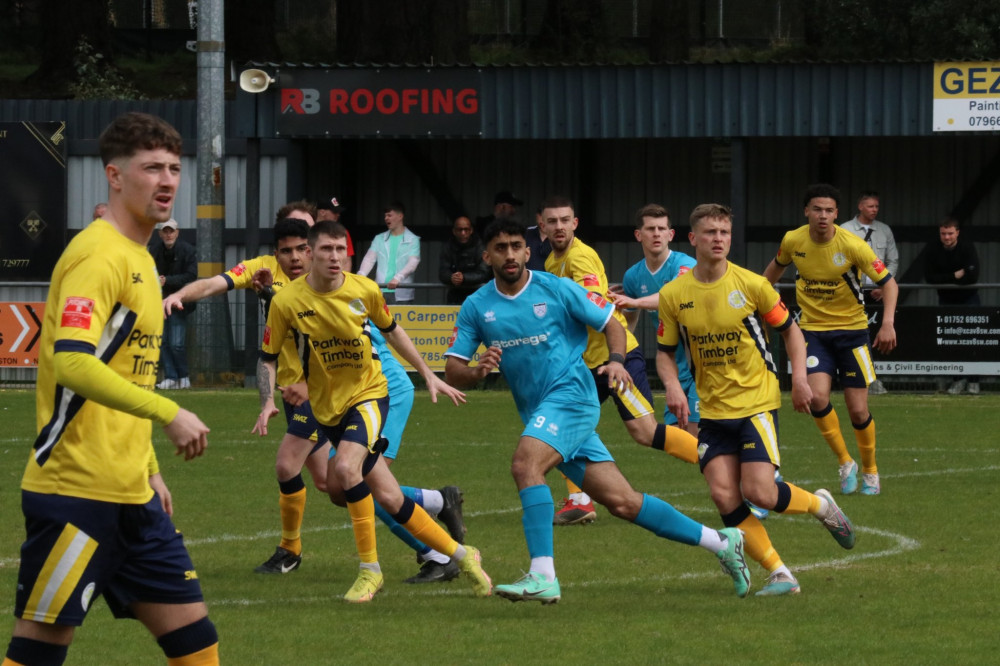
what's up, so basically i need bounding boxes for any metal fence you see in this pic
[2,282,995,392]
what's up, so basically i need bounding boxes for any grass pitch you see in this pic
[0,388,996,665]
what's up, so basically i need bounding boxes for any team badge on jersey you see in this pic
[485,310,496,322]
[727,290,747,309]
[833,252,847,267]
[348,298,367,316]
[582,273,600,287]
[872,258,885,273]
[61,297,95,329]
[533,303,547,318]
[586,292,608,308]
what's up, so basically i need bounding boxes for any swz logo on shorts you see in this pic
[532,415,559,436]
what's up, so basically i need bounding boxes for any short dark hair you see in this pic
[273,217,310,244]
[539,195,575,213]
[275,200,317,225]
[98,112,182,166]
[384,200,406,215]
[803,183,841,208]
[634,203,671,229]
[308,220,348,246]
[940,217,960,230]
[482,216,527,245]
[689,203,732,229]
[858,190,879,203]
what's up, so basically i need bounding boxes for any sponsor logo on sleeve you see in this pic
[582,273,600,287]
[61,297,95,329]
[872,259,885,273]
[231,263,247,276]
[657,320,665,337]
[586,292,608,308]
[677,265,691,277]
[263,325,271,345]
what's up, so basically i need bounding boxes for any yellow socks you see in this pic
[853,415,878,474]
[811,403,852,464]
[278,482,307,556]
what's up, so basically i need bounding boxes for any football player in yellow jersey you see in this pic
[541,196,700,526]
[165,216,332,573]
[763,184,898,496]
[4,113,219,666]
[657,204,857,596]
[256,221,493,603]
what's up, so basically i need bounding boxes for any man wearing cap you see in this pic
[149,219,197,389]
[358,201,421,304]
[316,196,355,271]
[476,190,523,237]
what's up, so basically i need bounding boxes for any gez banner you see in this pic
[0,122,68,280]
[866,305,1000,376]
[275,69,481,137]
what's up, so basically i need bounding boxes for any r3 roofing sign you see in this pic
[933,62,1000,131]
[275,69,481,138]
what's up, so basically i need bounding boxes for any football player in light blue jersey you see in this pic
[619,204,700,435]
[445,218,751,604]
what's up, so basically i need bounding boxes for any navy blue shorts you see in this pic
[592,348,655,422]
[802,329,877,389]
[282,398,329,455]
[14,491,204,626]
[319,397,390,454]
[697,410,781,473]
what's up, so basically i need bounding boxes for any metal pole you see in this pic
[192,0,230,384]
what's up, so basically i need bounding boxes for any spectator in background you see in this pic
[150,219,197,389]
[476,190,523,236]
[525,206,552,271]
[358,201,421,304]
[841,190,899,395]
[923,217,981,395]
[438,214,489,304]
[316,196,354,271]
[92,202,108,220]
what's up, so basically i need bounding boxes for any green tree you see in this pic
[337,0,469,64]
[649,0,692,62]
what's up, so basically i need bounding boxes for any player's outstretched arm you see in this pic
[762,259,786,285]
[384,323,466,406]
[445,347,501,389]
[163,274,229,315]
[655,349,690,428]
[779,322,813,413]
[252,357,281,436]
[872,278,898,354]
[610,292,658,312]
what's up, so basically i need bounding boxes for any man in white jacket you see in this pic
[358,200,421,304]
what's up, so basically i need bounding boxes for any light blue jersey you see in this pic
[621,250,696,382]
[622,250,700,424]
[447,271,614,423]
[369,325,413,400]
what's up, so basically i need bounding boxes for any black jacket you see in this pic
[922,237,980,305]
[438,235,490,304]
[149,237,198,311]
